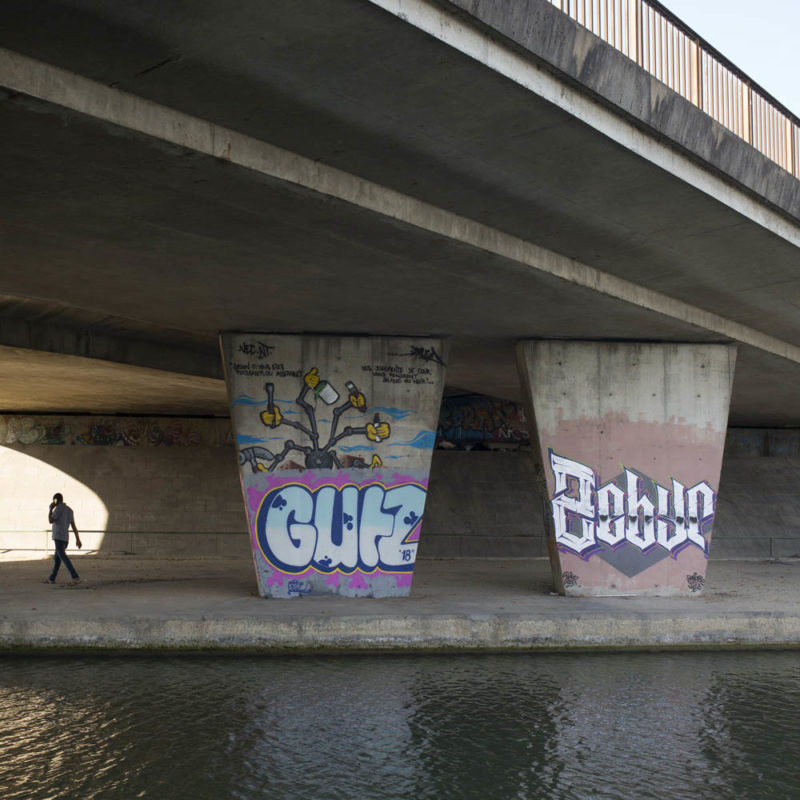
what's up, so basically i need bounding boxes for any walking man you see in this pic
[43,493,82,585]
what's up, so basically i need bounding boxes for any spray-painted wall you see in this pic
[221,334,447,598]
[517,341,737,597]
[2,414,797,567]
[437,394,529,448]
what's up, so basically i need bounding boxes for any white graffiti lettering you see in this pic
[255,482,426,573]
[549,452,715,556]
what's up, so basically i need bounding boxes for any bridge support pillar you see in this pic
[221,333,447,598]
[516,341,736,596]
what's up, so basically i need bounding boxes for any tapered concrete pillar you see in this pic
[517,341,736,596]
[221,334,447,598]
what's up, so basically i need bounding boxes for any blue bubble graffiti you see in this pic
[255,482,427,574]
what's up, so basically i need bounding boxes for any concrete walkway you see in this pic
[2,553,800,653]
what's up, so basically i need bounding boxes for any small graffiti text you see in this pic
[390,346,447,367]
[238,341,275,360]
[686,573,705,592]
[562,571,579,588]
[231,361,302,378]
[361,364,435,385]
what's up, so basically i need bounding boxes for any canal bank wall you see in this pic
[2,556,800,653]
[2,415,800,561]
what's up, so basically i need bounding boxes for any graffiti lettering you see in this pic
[255,482,425,573]
[549,452,715,557]
[238,341,275,359]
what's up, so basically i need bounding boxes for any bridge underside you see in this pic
[1,0,799,426]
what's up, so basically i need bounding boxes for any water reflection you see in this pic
[699,654,800,799]
[407,658,562,798]
[547,655,721,799]
[229,658,418,799]
[1,653,799,799]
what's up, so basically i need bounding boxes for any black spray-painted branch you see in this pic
[267,440,312,472]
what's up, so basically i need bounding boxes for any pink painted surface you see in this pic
[348,573,369,591]
[541,412,726,596]
[541,412,727,494]
[559,546,710,595]
[247,470,427,594]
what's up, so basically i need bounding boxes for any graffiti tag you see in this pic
[549,452,715,557]
[238,341,275,359]
[390,345,447,367]
[255,482,425,573]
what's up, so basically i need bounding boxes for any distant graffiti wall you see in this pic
[222,334,447,598]
[436,395,529,448]
[0,415,232,447]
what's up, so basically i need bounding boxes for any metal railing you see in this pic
[0,529,246,556]
[548,0,800,178]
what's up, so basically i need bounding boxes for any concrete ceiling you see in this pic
[0,0,799,426]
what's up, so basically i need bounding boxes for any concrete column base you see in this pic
[517,341,736,597]
[221,334,447,598]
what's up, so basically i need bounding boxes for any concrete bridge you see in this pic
[1,0,799,596]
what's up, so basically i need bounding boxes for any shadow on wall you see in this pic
[0,416,249,558]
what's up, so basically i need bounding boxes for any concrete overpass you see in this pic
[1,0,799,595]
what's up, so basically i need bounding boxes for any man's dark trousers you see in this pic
[50,540,79,581]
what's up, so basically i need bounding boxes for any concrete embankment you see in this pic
[2,555,800,653]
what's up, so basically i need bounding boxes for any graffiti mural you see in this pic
[548,450,716,575]
[222,334,447,599]
[238,369,391,472]
[437,395,529,448]
[253,476,425,576]
[0,415,231,447]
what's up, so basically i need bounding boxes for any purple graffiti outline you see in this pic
[252,474,426,576]
[548,448,716,561]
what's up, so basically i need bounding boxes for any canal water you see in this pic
[1,651,798,799]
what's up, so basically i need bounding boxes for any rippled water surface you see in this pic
[1,651,800,799]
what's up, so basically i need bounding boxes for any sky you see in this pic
[661,0,800,116]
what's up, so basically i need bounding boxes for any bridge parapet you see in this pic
[547,0,800,178]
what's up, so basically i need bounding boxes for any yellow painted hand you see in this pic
[349,391,367,412]
[370,454,383,469]
[304,367,320,389]
[260,406,283,428]
[366,421,391,442]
